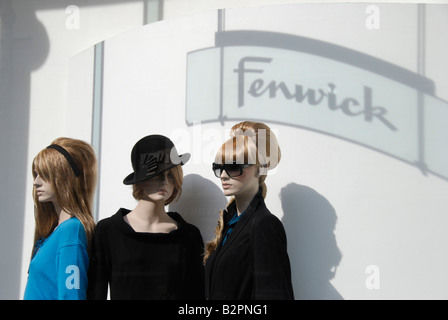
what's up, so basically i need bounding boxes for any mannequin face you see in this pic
[219,165,259,198]
[139,170,175,204]
[33,174,56,203]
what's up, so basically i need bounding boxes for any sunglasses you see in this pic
[212,162,253,178]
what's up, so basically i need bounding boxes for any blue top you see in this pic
[221,210,246,247]
[24,217,89,300]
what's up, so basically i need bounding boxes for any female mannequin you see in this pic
[204,121,294,300]
[88,135,204,300]
[24,137,97,300]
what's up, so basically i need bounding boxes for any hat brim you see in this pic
[123,153,190,185]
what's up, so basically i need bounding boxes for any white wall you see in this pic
[0,0,446,300]
[1,0,145,300]
[70,3,448,300]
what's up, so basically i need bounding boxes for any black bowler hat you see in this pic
[123,135,190,185]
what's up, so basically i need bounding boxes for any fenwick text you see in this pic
[234,56,398,131]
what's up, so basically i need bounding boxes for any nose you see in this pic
[33,175,42,187]
[159,172,169,185]
[220,169,230,180]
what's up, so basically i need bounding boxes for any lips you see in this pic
[222,183,232,189]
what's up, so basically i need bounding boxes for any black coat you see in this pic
[87,209,205,300]
[205,189,294,300]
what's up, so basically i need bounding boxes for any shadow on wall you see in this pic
[280,183,343,300]
[0,0,49,299]
[169,174,228,243]
[170,175,344,299]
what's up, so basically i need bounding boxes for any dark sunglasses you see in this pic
[212,162,253,178]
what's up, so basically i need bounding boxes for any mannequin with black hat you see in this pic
[87,135,205,300]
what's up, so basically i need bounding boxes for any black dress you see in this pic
[205,189,294,300]
[87,208,205,300]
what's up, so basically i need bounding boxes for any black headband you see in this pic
[46,144,81,177]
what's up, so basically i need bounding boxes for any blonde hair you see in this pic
[132,165,184,205]
[204,121,281,263]
[31,137,97,257]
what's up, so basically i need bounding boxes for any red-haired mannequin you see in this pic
[204,121,294,300]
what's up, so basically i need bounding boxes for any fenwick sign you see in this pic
[234,56,397,131]
[186,31,448,181]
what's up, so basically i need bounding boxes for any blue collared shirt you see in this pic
[221,210,246,247]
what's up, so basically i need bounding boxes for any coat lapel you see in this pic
[213,192,262,262]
